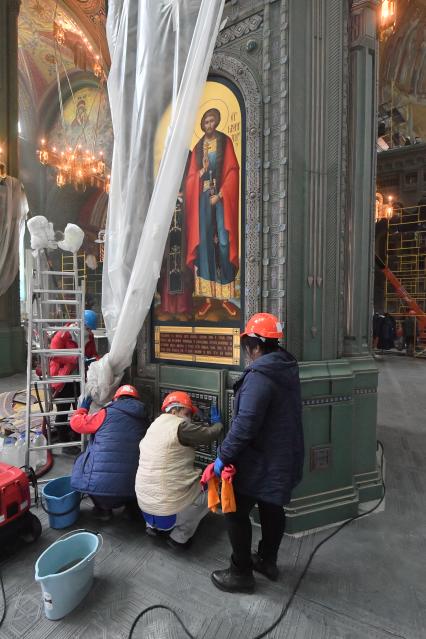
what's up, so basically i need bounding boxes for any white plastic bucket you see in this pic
[35,529,103,620]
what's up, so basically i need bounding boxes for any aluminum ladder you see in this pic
[24,250,86,470]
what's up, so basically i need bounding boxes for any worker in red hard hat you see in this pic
[135,390,223,549]
[70,384,148,521]
[49,310,99,452]
[211,312,304,593]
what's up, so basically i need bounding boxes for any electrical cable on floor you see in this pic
[128,440,386,639]
[0,570,5,629]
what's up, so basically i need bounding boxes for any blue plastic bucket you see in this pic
[35,529,103,620]
[42,476,81,529]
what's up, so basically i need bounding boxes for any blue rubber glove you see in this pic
[80,396,92,411]
[210,405,221,425]
[214,457,224,478]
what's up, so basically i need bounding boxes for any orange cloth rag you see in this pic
[200,463,236,513]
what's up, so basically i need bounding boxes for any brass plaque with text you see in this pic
[155,326,240,366]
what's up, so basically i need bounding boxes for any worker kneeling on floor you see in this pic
[70,385,148,521]
[135,391,223,550]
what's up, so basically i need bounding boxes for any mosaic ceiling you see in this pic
[380,0,426,138]
[18,0,108,137]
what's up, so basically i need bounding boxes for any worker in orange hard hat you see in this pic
[135,390,223,549]
[211,312,304,593]
[70,384,148,521]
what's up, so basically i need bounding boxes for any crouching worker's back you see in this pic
[135,391,222,549]
[70,384,148,521]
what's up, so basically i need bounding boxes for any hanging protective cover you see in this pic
[87,0,224,402]
[0,178,28,296]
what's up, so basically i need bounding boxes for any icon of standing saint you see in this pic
[185,108,240,319]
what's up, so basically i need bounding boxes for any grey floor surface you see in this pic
[1,356,425,639]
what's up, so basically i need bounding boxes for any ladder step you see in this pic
[32,375,82,384]
[52,397,78,404]
[41,326,81,332]
[40,271,78,276]
[34,289,82,295]
[32,318,83,324]
[41,300,79,305]
[28,442,83,451]
[29,410,75,418]
[33,349,83,355]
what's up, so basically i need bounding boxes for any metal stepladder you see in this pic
[24,249,86,472]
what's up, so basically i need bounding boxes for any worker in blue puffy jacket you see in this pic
[70,384,148,521]
[211,313,304,593]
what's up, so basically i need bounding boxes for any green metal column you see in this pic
[343,0,381,503]
[344,0,379,357]
[0,0,25,377]
[283,0,382,533]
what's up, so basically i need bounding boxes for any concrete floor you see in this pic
[1,356,425,638]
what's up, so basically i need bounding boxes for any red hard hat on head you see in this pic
[241,313,284,339]
[161,391,195,414]
[113,384,140,401]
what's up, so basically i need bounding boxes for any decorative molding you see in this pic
[303,386,377,406]
[303,395,351,406]
[7,0,21,15]
[211,51,263,324]
[215,14,263,49]
[261,3,271,311]
[354,387,377,395]
[338,2,349,357]
[307,0,326,339]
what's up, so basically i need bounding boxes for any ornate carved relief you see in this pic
[307,0,326,340]
[211,51,263,324]
[215,14,263,49]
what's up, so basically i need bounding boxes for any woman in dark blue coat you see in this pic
[211,313,304,593]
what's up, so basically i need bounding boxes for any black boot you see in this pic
[251,540,279,581]
[211,556,255,593]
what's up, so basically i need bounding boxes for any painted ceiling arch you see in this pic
[18,0,111,250]
[18,0,108,135]
[380,0,426,138]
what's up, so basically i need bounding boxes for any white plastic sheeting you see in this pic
[87,0,224,402]
[27,216,53,252]
[0,177,28,296]
[57,223,84,253]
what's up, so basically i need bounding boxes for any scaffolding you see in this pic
[61,253,104,328]
[384,205,426,316]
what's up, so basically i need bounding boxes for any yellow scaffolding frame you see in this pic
[61,253,105,328]
[385,205,426,315]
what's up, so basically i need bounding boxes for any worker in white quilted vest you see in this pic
[135,391,223,550]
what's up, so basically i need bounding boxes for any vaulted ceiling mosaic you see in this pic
[380,0,426,139]
[18,0,108,139]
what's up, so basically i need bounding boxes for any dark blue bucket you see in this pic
[42,476,81,529]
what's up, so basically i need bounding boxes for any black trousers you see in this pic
[224,491,286,572]
[54,382,80,442]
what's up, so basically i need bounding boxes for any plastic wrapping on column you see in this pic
[86,0,225,403]
[0,177,28,296]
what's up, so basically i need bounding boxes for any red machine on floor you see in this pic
[375,255,426,339]
[0,463,41,544]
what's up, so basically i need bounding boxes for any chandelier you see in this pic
[37,140,110,193]
[375,193,394,222]
[379,0,396,40]
[37,10,109,192]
